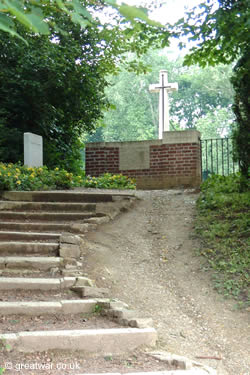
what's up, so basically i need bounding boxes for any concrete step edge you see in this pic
[0,222,88,229]
[0,276,77,290]
[0,212,98,219]
[0,218,106,226]
[75,370,216,375]
[77,371,216,375]
[0,327,157,354]
[0,242,59,255]
[0,256,61,262]
[0,201,97,211]
[0,256,62,270]
[0,299,98,315]
[1,191,135,199]
[0,231,61,241]
[0,241,59,246]
[0,231,60,237]
[0,191,130,203]
[0,223,96,234]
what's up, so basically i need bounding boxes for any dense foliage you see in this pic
[196,174,250,306]
[175,0,250,176]
[0,4,170,172]
[0,20,110,172]
[0,1,165,40]
[87,51,234,143]
[0,163,136,191]
[177,0,250,66]
[231,51,250,178]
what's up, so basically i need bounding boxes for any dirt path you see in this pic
[84,189,250,375]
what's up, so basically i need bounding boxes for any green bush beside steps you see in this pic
[0,163,136,191]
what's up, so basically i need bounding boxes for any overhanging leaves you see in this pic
[0,0,166,39]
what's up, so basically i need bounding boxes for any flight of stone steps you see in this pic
[0,190,157,359]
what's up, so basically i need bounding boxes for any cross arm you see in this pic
[149,84,160,93]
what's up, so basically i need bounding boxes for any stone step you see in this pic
[75,371,215,375]
[0,276,77,290]
[0,327,157,354]
[0,299,97,315]
[0,231,60,242]
[0,211,98,221]
[0,256,62,271]
[0,241,59,255]
[0,200,96,212]
[0,288,81,302]
[0,222,96,234]
[0,191,135,203]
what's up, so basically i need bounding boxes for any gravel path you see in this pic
[85,189,250,375]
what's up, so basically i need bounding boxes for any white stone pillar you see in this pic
[24,132,43,167]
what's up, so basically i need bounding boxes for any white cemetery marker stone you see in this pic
[149,70,178,139]
[24,132,43,167]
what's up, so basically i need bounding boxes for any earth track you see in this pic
[84,189,250,375]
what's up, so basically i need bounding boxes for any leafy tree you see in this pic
[87,51,174,142]
[171,63,234,128]
[0,0,164,40]
[87,50,234,143]
[0,17,112,171]
[175,0,250,176]
[177,0,249,67]
[0,3,171,172]
[231,51,250,177]
[195,108,234,139]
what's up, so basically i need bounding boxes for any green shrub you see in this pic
[0,163,79,191]
[84,173,136,190]
[0,163,136,191]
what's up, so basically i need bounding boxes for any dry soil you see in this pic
[1,188,249,375]
[84,188,250,375]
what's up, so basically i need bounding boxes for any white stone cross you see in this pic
[149,70,178,139]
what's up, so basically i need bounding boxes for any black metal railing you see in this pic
[201,138,239,180]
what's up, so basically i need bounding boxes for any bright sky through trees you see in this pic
[121,0,206,55]
[121,0,202,23]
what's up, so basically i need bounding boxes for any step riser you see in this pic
[1,191,116,203]
[0,280,61,290]
[0,212,97,221]
[66,371,214,375]
[0,328,157,354]
[0,223,82,233]
[0,257,61,271]
[0,223,68,233]
[0,277,76,290]
[0,223,96,234]
[0,232,60,242]
[0,201,96,212]
[0,242,59,256]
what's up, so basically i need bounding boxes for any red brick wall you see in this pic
[86,147,120,176]
[86,141,201,189]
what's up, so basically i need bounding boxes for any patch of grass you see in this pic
[0,338,11,352]
[104,355,113,361]
[93,304,102,314]
[0,163,136,191]
[195,174,250,307]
